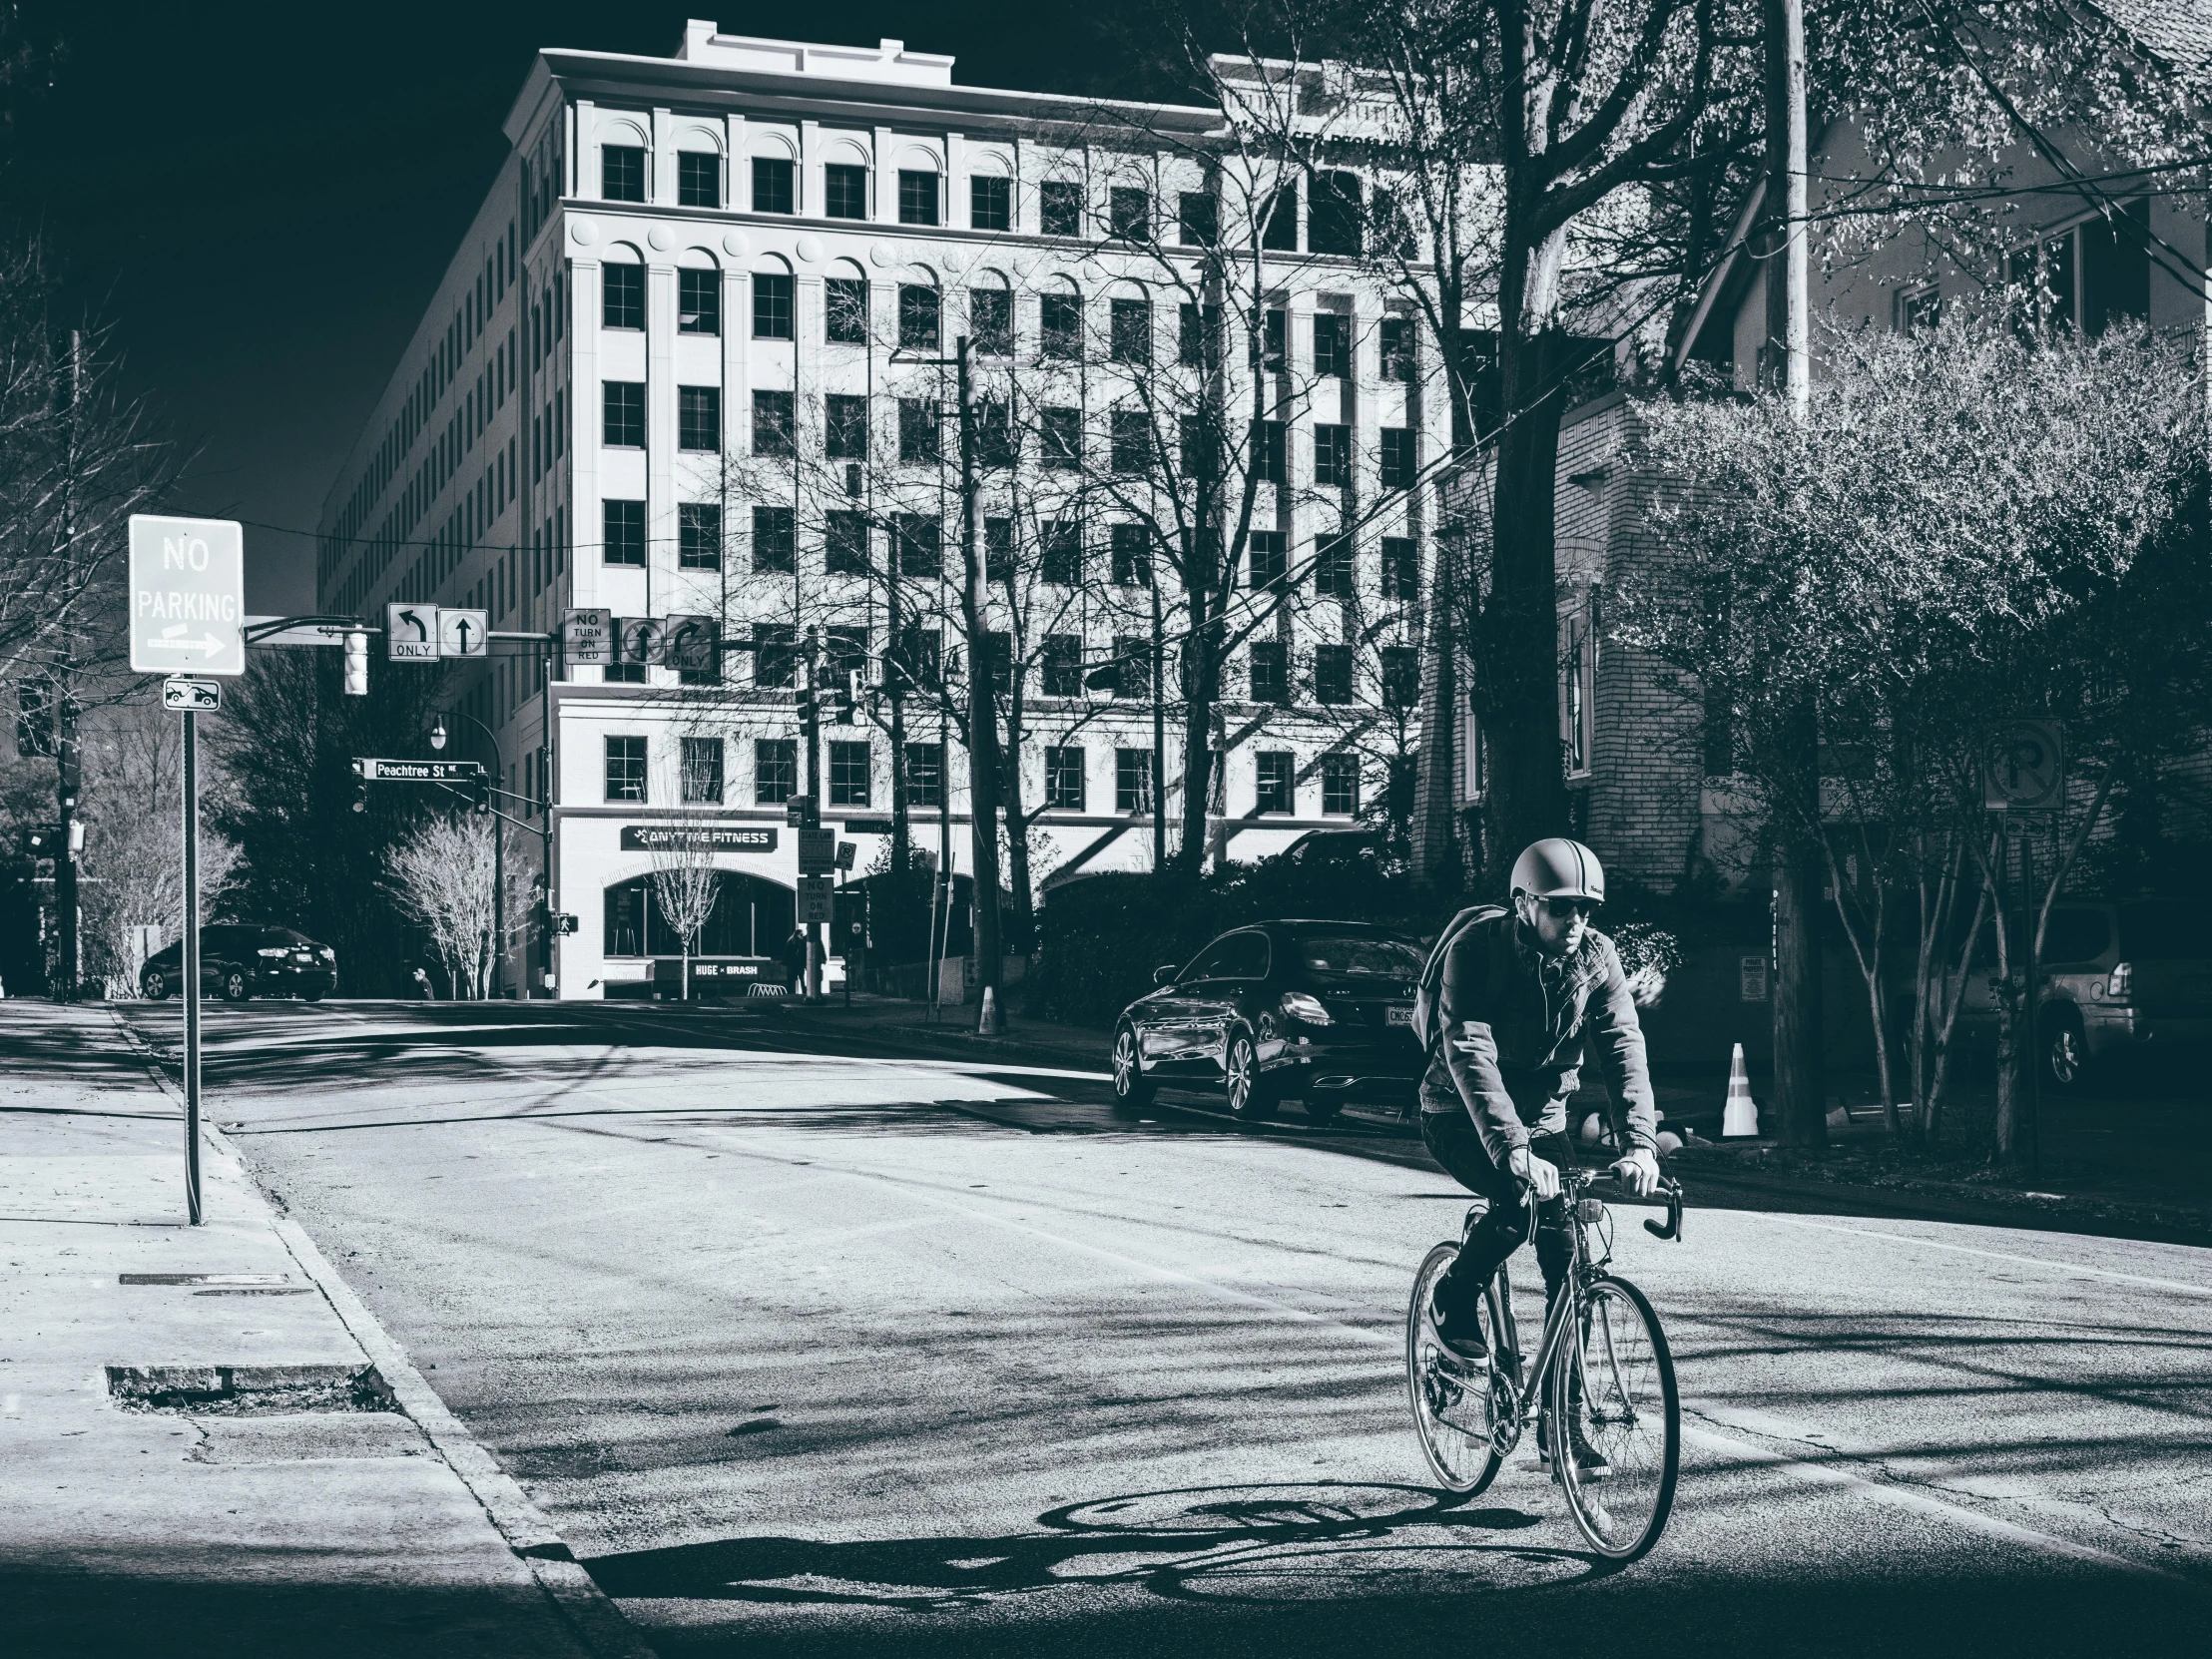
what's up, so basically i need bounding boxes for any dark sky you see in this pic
[3,2,1154,614]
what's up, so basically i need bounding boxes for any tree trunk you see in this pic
[1773,843,1827,1148]
[1177,580,1218,878]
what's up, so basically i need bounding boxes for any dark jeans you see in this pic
[1420,1110,1577,1340]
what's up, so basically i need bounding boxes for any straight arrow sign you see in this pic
[386,603,439,662]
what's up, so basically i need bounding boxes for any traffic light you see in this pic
[349,758,369,814]
[19,824,59,858]
[834,669,860,725]
[343,630,369,696]
[469,773,492,814]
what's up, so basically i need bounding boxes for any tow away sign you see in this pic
[129,516,245,676]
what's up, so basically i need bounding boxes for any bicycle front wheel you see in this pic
[1550,1274,1679,1561]
[1405,1243,1505,1496]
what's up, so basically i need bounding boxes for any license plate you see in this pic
[1386,1006,1414,1027]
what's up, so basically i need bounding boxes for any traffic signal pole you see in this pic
[803,627,824,999]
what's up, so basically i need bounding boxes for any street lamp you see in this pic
[430,709,504,999]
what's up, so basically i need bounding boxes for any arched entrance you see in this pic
[602,871,795,961]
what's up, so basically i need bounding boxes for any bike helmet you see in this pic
[1509,837,1605,905]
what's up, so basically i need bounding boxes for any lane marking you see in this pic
[1755,1213,2212,1301]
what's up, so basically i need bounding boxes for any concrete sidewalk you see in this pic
[0,1001,653,1658]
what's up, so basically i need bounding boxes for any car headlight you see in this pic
[1280,990,1331,1026]
[257,947,287,958]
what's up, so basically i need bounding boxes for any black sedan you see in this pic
[141,925,337,1003]
[1110,920,1428,1120]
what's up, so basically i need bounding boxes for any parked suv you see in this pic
[140,925,337,1003]
[1955,899,2212,1087]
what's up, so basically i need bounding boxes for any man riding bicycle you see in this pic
[1414,837,1661,1471]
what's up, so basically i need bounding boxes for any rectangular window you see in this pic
[904,742,944,810]
[1314,423,1352,488]
[898,283,941,349]
[1108,186,1150,241]
[1041,406,1082,469]
[1380,317,1414,382]
[1116,748,1153,812]
[678,502,722,570]
[1313,312,1350,377]
[1041,520,1082,584]
[826,393,869,460]
[755,738,797,803]
[1179,301,1219,368]
[605,735,647,803]
[1255,751,1295,814]
[1248,530,1287,590]
[829,741,872,808]
[1263,187,1299,251]
[603,499,646,566]
[752,389,795,456]
[1382,536,1418,601]
[603,264,644,329]
[678,151,721,210]
[1040,180,1083,237]
[898,397,941,464]
[753,273,794,339]
[896,170,940,227]
[1179,191,1218,246]
[895,625,941,692]
[1382,644,1419,709]
[754,625,797,690]
[825,510,870,575]
[984,516,1015,580]
[679,268,721,334]
[1895,283,1941,332]
[1042,634,1082,696]
[979,629,1013,695]
[1110,296,1152,365]
[1045,746,1086,810]
[753,505,796,572]
[602,146,645,204]
[970,175,1011,232]
[1315,534,1355,598]
[892,513,941,577]
[603,381,645,447]
[1315,643,1354,704]
[975,398,1015,468]
[1263,308,1287,371]
[1040,292,1081,359]
[1380,427,1413,490]
[752,156,794,215]
[1250,641,1289,704]
[826,277,868,343]
[825,625,869,691]
[1253,419,1287,484]
[1181,416,1218,481]
[824,164,867,220]
[1322,754,1359,816]
[681,736,725,804]
[678,385,721,452]
[1111,522,1152,586]
[1110,409,1151,475]
[971,287,1013,356]
[1561,616,1593,777]
[1110,636,1147,699]
[1312,172,1363,256]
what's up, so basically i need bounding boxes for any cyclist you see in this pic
[1412,836,1662,1470]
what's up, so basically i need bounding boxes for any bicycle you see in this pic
[1404,1166,1686,1561]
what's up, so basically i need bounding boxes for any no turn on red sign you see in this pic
[129,516,245,676]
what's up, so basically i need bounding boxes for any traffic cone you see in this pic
[1722,1043,1760,1138]
[977,984,1002,1036]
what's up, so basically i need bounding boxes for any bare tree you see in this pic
[646,747,726,1000]
[383,812,507,999]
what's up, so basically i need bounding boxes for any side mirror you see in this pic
[1153,964,1178,985]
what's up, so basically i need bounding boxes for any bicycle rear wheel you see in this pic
[1405,1243,1505,1495]
[1550,1274,1679,1561]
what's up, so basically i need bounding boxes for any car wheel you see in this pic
[1111,1025,1153,1114]
[141,970,168,1001]
[220,969,251,1003]
[1224,1030,1275,1120]
[2042,1007,2087,1091]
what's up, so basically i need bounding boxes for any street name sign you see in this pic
[356,759,486,784]
[1982,720,2065,812]
[386,604,439,662]
[161,677,223,713]
[438,608,489,658]
[797,875,834,924]
[129,516,245,676]
[562,608,614,665]
[797,828,836,874]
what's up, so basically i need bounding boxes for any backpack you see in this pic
[1412,904,1507,1056]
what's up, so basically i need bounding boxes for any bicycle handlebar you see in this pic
[1557,1168,1686,1244]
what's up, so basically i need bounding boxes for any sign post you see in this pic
[131,515,247,1227]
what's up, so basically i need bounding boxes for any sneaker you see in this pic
[1536,1415,1611,1477]
[1427,1288,1490,1366]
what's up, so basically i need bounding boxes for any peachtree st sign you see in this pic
[619,825,779,853]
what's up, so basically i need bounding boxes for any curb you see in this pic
[102,1008,657,1659]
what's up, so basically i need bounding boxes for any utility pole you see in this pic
[953,335,1003,1024]
[54,329,82,1002]
[802,625,824,999]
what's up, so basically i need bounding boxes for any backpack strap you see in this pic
[1413,904,1506,1055]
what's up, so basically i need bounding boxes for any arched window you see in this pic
[602,872,796,959]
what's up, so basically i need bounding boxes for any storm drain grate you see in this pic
[118,1274,313,1298]
[107,1364,397,1415]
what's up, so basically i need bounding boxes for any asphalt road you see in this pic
[117,999,2212,1658]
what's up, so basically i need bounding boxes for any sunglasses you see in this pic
[1537,896,1595,920]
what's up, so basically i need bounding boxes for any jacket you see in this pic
[1417,907,1658,1164]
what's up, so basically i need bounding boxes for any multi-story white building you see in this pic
[316,22,1449,998]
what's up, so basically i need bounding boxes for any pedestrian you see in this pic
[779,928,809,992]
[411,966,434,1000]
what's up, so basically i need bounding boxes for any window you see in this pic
[829,741,871,807]
[826,511,869,574]
[678,151,721,210]
[753,505,796,572]
[1110,296,1151,365]
[605,735,647,802]
[1322,754,1360,816]
[976,398,1015,468]
[971,175,1011,232]
[1248,530,1287,590]
[1040,180,1083,238]
[753,272,794,339]
[1042,634,1082,696]
[754,624,797,690]
[984,516,1014,579]
[602,145,645,204]
[679,269,721,334]
[892,513,941,577]
[1263,186,1298,251]
[1116,749,1153,812]
[1255,751,1295,814]
[1896,283,1940,332]
[752,156,794,215]
[1250,641,1289,704]
[604,499,646,566]
[2006,231,2078,334]
[1045,746,1085,810]
[678,385,721,452]
[825,625,869,691]
[1380,427,1413,490]
[1382,645,1419,709]
[895,624,941,691]
[1179,191,1218,246]
[827,277,869,343]
[898,397,940,464]
[1040,291,1081,359]
[1253,419,1287,483]
[1110,636,1147,699]
[755,738,797,803]
[603,381,645,447]
[1111,522,1151,586]
[1109,186,1150,242]
[824,163,867,220]
[897,169,940,227]
[679,502,721,570]
[1179,301,1219,368]
[978,629,1014,695]
[603,264,644,329]
[1263,308,1287,371]
[971,287,1012,356]
[904,742,944,810]
[1315,424,1353,488]
[1381,316,1414,382]
[1312,172,1363,256]
[1041,406,1082,469]
[2042,907,2113,965]
[898,283,941,349]
[1561,614,1593,776]
[1187,930,1270,981]
[1041,520,1082,584]
[681,736,725,804]
[1315,644,1354,704]
[826,393,868,460]
[752,389,795,456]
[1181,417,1218,480]
[1314,312,1350,377]
[1316,534,1355,598]
[1110,409,1151,475]
[1382,536,1418,601]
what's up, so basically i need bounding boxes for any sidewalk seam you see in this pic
[102,1008,657,1659]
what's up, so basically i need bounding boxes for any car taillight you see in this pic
[2107,962,2131,1001]
[318,947,334,960]
[257,947,287,958]
[1280,990,1332,1026]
